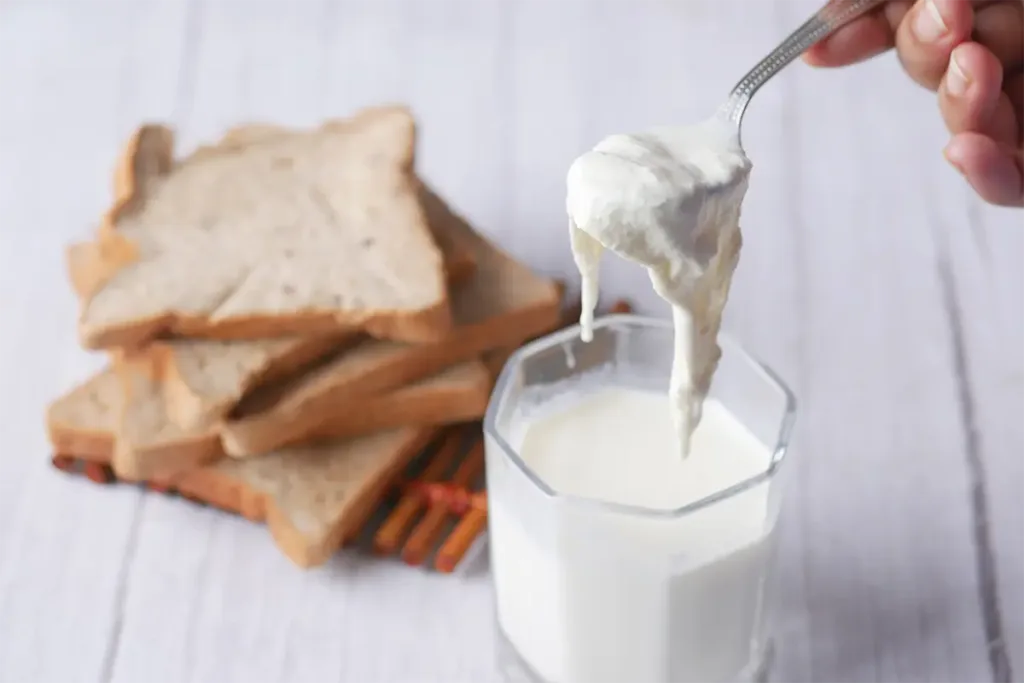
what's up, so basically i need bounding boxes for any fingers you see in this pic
[1005,70,1024,139]
[803,2,911,67]
[942,55,1023,208]
[945,132,1024,207]
[805,1,1024,84]
[800,0,1024,209]
[939,42,1009,139]
[972,1,1024,73]
[894,0,976,90]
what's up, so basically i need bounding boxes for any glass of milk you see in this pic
[484,314,796,683]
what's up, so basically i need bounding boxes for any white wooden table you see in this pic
[0,0,1020,681]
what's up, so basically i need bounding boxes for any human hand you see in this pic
[804,0,1023,207]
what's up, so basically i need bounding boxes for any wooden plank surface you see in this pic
[925,121,1024,682]
[0,3,190,682]
[0,1,1019,682]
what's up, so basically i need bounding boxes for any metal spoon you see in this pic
[718,0,888,143]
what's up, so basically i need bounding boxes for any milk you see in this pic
[488,385,779,683]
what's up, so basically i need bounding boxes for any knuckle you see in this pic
[897,49,947,90]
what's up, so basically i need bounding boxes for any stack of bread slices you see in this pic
[45,106,563,568]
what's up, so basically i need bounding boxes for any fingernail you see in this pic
[943,144,965,174]
[912,0,948,42]
[945,50,970,97]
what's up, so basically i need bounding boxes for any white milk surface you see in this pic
[489,386,778,683]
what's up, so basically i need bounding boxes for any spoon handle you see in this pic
[719,0,888,126]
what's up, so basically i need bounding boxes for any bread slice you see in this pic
[46,371,450,568]
[310,360,492,438]
[414,179,477,286]
[45,368,120,463]
[49,376,441,567]
[111,177,479,432]
[113,351,225,481]
[69,106,452,350]
[219,199,562,456]
[47,347,490,482]
[172,427,442,567]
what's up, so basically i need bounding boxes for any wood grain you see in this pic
[0,0,1019,681]
[921,99,1023,683]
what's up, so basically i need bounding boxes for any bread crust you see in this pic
[45,353,491,480]
[49,423,441,569]
[221,361,492,456]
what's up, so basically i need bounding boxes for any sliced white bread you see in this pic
[152,180,480,430]
[46,373,441,567]
[69,106,452,350]
[219,196,562,456]
[45,354,490,483]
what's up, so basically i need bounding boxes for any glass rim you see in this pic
[483,313,798,519]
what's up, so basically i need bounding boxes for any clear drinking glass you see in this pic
[483,315,796,683]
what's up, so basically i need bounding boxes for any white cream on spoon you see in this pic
[566,116,751,456]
